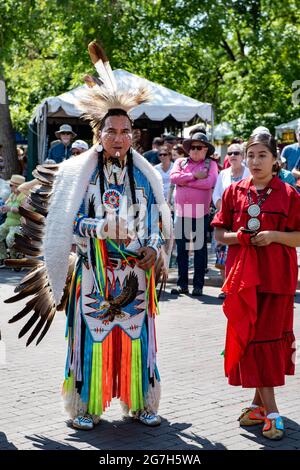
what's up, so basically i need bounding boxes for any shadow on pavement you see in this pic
[161,290,223,306]
[24,419,226,451]
[0,268,24,286]
[0,432,18,450]
[186,294,223,306]
[240,416,300,449]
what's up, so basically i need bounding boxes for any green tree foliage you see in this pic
[1,0,300,139]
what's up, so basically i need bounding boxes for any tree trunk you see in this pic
[0,73,19,179]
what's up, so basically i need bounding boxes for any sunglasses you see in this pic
[159,153,169,156]
[227,151,241,156]
[190,145,207,151]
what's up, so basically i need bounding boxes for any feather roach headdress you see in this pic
[79,41,152,135]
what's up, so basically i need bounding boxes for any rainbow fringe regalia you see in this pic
[62,237,161,418]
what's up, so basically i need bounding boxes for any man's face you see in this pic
[189,140,208,161]
[100,115,132,159]
[164,139,176,151]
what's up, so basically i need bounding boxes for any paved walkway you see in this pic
[0,260,299,451]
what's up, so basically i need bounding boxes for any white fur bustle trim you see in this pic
[144,377,161,414]
[44,147,173,306]
[62,388,101,424]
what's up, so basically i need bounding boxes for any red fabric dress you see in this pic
[212,176,300,387]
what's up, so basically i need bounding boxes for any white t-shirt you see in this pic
[154,162,174,200]
[212,166,250,207]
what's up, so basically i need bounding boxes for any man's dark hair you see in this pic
[152,137,164,147]
[163,134,177,143]
[231,137,243,144]
[246,132,277,159]
[100,108,133,130]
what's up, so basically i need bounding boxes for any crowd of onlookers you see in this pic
[0,125,90,266]
[0,122,300,284]
[141,124,300,298]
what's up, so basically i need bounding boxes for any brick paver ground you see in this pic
[0,260,299,451]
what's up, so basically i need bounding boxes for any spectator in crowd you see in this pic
[213,145,249,201]
[143,137,164,165]
[223,138,246,170]
[17,146,28,178]
[212,143,250,297]
[163,134,177,150]
[276,156,296,188]
[291,156,300,192]
[48,124,77,163]
[231,136,244,144]
[0,178,10,225]
[154,145,174,200]
[223,139,245,169]
[0,175,26,266]
[211,152,223,172]
[170,132,218,296]
[171,144,187,161]
[189,126,222,172]
[132,128,145,154]
[168,144,187,213]
[17,147,24,174]
[280,125,300,171]
[71,140,89,156]
[251,127,269,137]
[252,127,296,188]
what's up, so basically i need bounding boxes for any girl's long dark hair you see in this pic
[246,132,277,159]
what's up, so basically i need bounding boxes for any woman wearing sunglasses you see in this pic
[154,145,174,200]
[212,144,250,297]
[170,132,218,296]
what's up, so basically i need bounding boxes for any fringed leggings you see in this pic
[62,324,161,419]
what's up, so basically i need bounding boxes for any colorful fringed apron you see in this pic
[63,238,159,416]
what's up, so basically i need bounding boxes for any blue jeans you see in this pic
[175,215,209,290]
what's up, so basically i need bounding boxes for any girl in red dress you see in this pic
[212,132,300,440]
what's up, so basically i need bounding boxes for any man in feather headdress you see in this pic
[5,42,172,430]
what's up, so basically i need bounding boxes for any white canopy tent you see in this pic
[33,69,213,123]
[30,69,213,166]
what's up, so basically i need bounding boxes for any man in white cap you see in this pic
[71,139,89,156]
[0,174,26,266]
[48,124,77,163]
